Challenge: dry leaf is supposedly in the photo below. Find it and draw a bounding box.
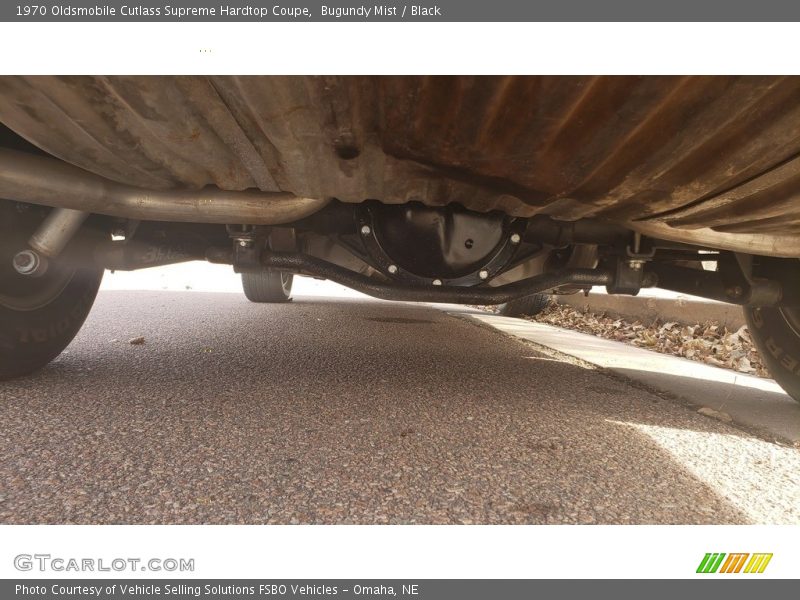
[501,300,771,379]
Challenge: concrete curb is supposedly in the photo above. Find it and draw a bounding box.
[459,311,800,444]
[555,292,746,331]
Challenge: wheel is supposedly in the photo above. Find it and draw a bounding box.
[744,305,800,403]
[498,293,550,317]
[241,270,293,303]
[0,203,103,380]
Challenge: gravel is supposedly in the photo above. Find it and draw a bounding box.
[0,291,798,524]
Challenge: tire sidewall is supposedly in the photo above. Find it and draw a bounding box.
[744,305,800,402]
[0,266,103,379]
[498,293,550,318]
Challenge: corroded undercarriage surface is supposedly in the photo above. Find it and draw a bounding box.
[1,75,800,251]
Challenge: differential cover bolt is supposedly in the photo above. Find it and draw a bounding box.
[387,264,398,274]
[360,225,371,235]
[510,233,521,244]
[432,279,443,286]
[479,269,490,280]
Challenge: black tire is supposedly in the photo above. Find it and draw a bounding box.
[744,305,800,403]
[0,204,103,380]
[498,293,550,317]
[242,270,293,303]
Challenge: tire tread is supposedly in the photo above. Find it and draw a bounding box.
[241,270,292,303]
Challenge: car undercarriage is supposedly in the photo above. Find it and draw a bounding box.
[2,75,800,401]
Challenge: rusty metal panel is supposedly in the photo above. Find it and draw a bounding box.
[1,75,800,237]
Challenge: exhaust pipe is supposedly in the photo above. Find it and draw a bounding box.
[0,148,328,224]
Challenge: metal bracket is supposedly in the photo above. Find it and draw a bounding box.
[111,219,141,242]
[624,231,656,272]
[227,225,262,273]
[715,252,782,306]
[606,257,645,296]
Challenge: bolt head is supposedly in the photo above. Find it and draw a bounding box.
[360,225,371,236]
[387,264,398,274]
[238,239,252,248]
[13,250,41,275]
[510,233,521,245]
[727,285,744,298]
[13,253,33,269]
[627,259,644,271]
[479,269,490,280]
[432,279,443,286]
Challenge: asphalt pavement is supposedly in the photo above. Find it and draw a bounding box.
[1,290,798,524]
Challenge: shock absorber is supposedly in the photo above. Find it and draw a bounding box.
[12,207,90,277]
